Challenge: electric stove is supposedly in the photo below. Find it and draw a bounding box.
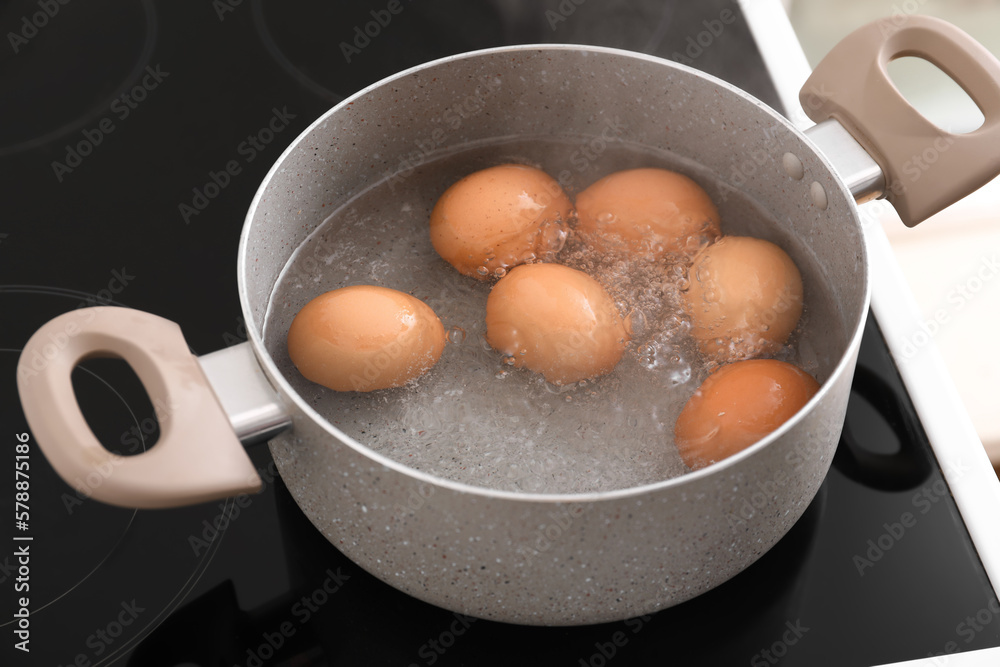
[3,1,1000,665]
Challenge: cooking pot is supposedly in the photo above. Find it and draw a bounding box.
[17,15,1000,625]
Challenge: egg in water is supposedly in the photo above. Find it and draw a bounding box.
[683,236,803,363]
[287,285,446,392]
[575,167,721,258]
[429,163,573,280]
[673,359,820,470]
[485,263,630,385]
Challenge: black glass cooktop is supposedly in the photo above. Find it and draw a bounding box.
[2,1,999,665]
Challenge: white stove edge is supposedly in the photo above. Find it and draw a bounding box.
[741,1,1000,665]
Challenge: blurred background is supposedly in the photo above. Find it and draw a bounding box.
[789,0,1000,470]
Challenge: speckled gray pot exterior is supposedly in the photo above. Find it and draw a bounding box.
[238,46,869,625]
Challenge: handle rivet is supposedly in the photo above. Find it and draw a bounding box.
[782,152,804,180]
[810,181,829,210]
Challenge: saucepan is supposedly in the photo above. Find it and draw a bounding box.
[17,15,1000,625]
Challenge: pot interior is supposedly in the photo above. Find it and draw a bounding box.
[240,45,867,495]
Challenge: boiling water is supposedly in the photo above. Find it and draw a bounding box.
[262,137,844,494]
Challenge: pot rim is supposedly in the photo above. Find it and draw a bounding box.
[237,42,872,504]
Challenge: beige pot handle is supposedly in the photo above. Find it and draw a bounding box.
[800,14,1000,227]
[16,307,263,509]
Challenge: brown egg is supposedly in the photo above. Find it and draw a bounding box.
[683,236,803,363]
[674,359,820,470]
[485,263,629,385]
[429,164,573,280]
[287,285,445,392]
[575,168,721,258]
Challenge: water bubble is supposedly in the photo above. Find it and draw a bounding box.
[596,211,616,224]
[669,365,692,386]
[547,226,569,253]
[494,267,507,278]
[627,309,647,336]
[637,343,657,367]
[447,326,467,344]
[476,266,489,276]
[564,395,573,403]
[502,355,516,366]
